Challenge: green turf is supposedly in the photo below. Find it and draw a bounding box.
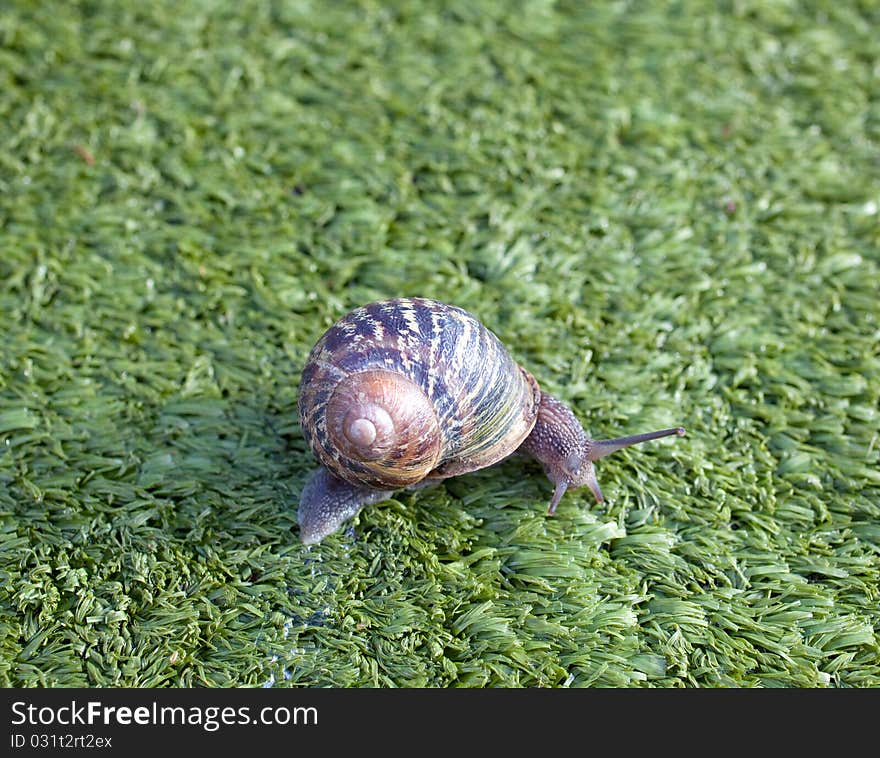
[1,0,878,688]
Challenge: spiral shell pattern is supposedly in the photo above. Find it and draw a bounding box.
[298,298,541,490]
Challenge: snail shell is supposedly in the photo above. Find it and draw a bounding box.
[298,297,541,490]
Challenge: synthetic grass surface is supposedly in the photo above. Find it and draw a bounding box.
[1,0,878,687]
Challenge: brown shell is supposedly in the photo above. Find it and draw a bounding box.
[298,298,542,490]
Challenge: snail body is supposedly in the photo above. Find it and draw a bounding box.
[297,297,684,544]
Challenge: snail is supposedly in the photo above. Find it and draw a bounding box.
[297,297,685,544]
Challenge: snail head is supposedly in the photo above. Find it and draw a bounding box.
[522,394,685,513]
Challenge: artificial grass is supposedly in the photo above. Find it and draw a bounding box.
[0,0,878,687]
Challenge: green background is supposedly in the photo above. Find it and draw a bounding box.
[1,0,878,686]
